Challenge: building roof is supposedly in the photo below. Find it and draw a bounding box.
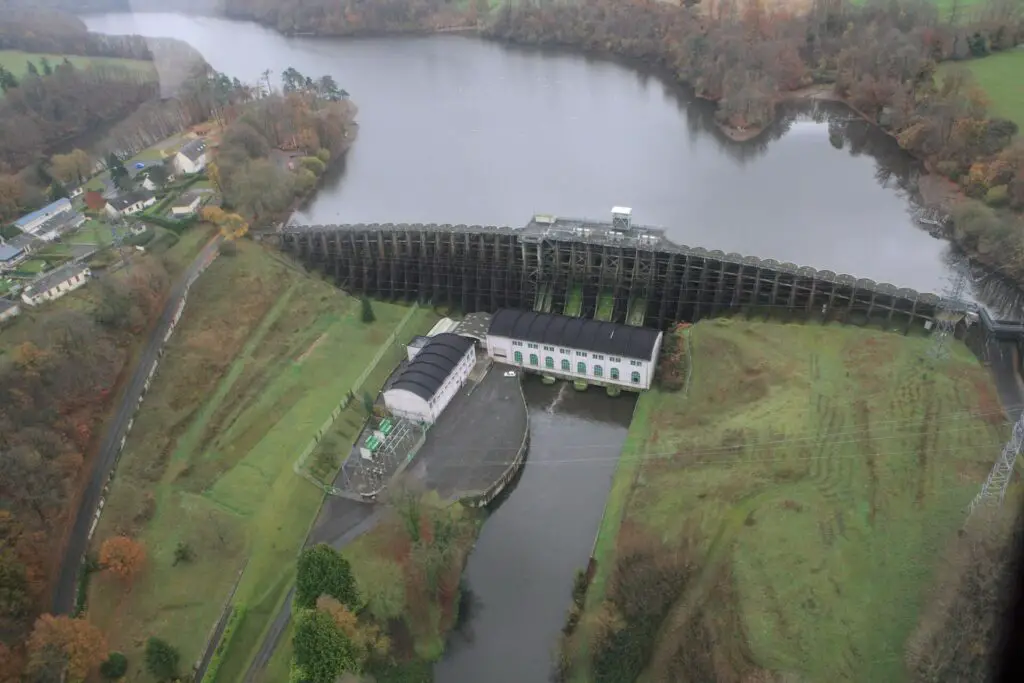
[6,233,36,251]
[84,190,107,210]
[407,335,430,349]
[172,190,204,208]
[488,309,661,361]
[14,198,71,228]
[108,190,155,211]
[24,262,89,296]
[389,333,475,401]
[177,138,207,162]
[0,244,23,262]
[0,298,18,313]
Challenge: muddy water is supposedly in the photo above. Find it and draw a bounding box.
[434,378,635,683]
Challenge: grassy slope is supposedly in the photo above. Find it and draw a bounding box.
[0,49,156,79]
[578,318,1008,682]
[86,241,437,681]
[947,49,1024,130]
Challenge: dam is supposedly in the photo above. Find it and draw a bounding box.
[278,207,944,333]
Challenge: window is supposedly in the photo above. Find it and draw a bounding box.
[545,356,554,369]
[559,348,568,354]
[543,345,554,351]
[529,353,539,366]
[611,367,619,380]
[576,350,587,357]
[561,359,570,371]
[512,340,523,347]
[514,351,523,364]
[610,356,621,363]
[593,354,604,360]
[594,365,603,377]
[631,371,641,384]
[577,361,586,374]
[528,343,539,349]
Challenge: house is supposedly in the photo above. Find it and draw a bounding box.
[486,309,664,390]
[170,190,204,217]
[174,138,208,175]
[383,333,477,425]
[34,211,87,242]
[84,190,107,212]
[13,198,72,235]
[21,262,91,306]
[0,233,37,271]
[105,191,156,217]
[0,298,20,323]
[142,176,157,191]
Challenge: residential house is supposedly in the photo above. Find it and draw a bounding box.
[34,211,87,242]
[13,198,72,235]
[174,138,208,175]
[21,262,91,306]
[0,298,20,323]
[0,233,37,271]
[485,309,664,391]
[105,191,156,218]
[170,191,204,217]
[142,176,157,191]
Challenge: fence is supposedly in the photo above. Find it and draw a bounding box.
[293,303,421,492]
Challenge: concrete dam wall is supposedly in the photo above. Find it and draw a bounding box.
[278,216,942,331]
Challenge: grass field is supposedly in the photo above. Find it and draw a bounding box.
[571,318,1011,683]
[86,241,439,681]
[947,49,1024,130]
[0,49,156,80]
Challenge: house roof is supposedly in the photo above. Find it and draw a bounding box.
[0,298,18,313]
[177,138,207,162]
[84,191,107,210]
[14,198,71,228]
[23,262,89,296]
[6,233,37,251]
[389,333,475,402]
[487,309,662,361]
[108,190,155,211]
[0,244,23,261]
[172,190,204,208]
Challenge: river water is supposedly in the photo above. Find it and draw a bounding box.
[79,11,1017,681]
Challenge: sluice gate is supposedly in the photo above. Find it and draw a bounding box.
[278,212,942,332]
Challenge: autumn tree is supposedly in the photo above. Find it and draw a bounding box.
[295,544,358,609]
[26,614,107,682]
[143,637,179,682]
[50,149,92,185]
[317,595,391,667]
[292,609,358,683]
[0,173,26,223]
[99,535,147,582]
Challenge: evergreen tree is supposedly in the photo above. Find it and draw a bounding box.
[39,57,52,76]
[49,181,68,202]
[293,610,357,683]
[360,297,375,323]
[295,544,358,609]
[143,637,179,681]
[25,61,38,76]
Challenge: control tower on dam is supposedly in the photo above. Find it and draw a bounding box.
[279,207,942,332]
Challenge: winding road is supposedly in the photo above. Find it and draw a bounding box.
[52,234,223,615]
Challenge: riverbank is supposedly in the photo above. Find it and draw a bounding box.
[563,317,1013,683]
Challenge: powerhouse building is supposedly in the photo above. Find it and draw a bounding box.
[383,333,476,424]
[486,309,663,390]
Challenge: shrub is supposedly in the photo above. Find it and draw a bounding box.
[316,148,331,163]
[935,160,961,181]
[300,156,327,176]
[144,637,180,681]
[984,184,1010,208]
[100,652,128,680]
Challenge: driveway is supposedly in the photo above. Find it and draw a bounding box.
[52,234,223,614]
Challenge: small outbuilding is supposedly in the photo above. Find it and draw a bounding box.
[383,333,476,425]
[170,190,204,217]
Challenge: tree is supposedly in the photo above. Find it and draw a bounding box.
[99,536,147,582]
[295,544,358,609]
[106,153,128,187]
[360,297,375,323]
[317,595,391,665]
[49,180,68,202]
[51,149,92,185]
[26,614,108,682]
[100,652,128,679]
[292,609,358,683]
[26,60,38,76]
[0,66,17,92]
[362,390,375,416]
[172,541,195,566]
[144,637,179,681]
[0,173,25,222]
[40,57,52,76]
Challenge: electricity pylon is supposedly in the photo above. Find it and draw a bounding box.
[928,269,969,360]
[969,410,1024,515]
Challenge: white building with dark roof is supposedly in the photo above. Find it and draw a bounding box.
[174,138,208,175]
[106,191,156,217]
[486,309,664,390]
[21,262,91,306]
[383,333,477,424]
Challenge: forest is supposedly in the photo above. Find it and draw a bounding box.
[0,7,155,60]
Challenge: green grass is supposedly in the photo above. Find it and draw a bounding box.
[16,259,47,274]
[572,318,1010,683]
[0,50,156,80]
[87,241,439,681]
[946,49,1024,130]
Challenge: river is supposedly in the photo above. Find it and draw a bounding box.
[78,11,1017,681]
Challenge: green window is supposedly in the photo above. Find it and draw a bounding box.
[577,361,586,374]
[545,356,554,369]
[611,367,619,380]
[631,371,641,384]
[561,359,570,371]
[514,351,523,364]
[529,353,538,366]
[594,365,603,377]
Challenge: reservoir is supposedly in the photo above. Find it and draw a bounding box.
[81,11,1019,681]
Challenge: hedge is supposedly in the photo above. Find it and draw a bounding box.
[200,604,246,683]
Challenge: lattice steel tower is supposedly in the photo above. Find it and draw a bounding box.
[969,410,1024,514]
[928,268,969,360]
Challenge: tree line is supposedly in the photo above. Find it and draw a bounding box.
[0,6,155,61]
[221,0,486,34]
[0,259,170,683]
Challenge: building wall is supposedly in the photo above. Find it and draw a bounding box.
[0,304,19,322]
[175,152,206,175]
[171,198,201,216]
[383,344,477,424]
[487,333,661,390]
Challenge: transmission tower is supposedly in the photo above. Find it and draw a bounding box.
[969,410,1024,515]
[928,267,970,360]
